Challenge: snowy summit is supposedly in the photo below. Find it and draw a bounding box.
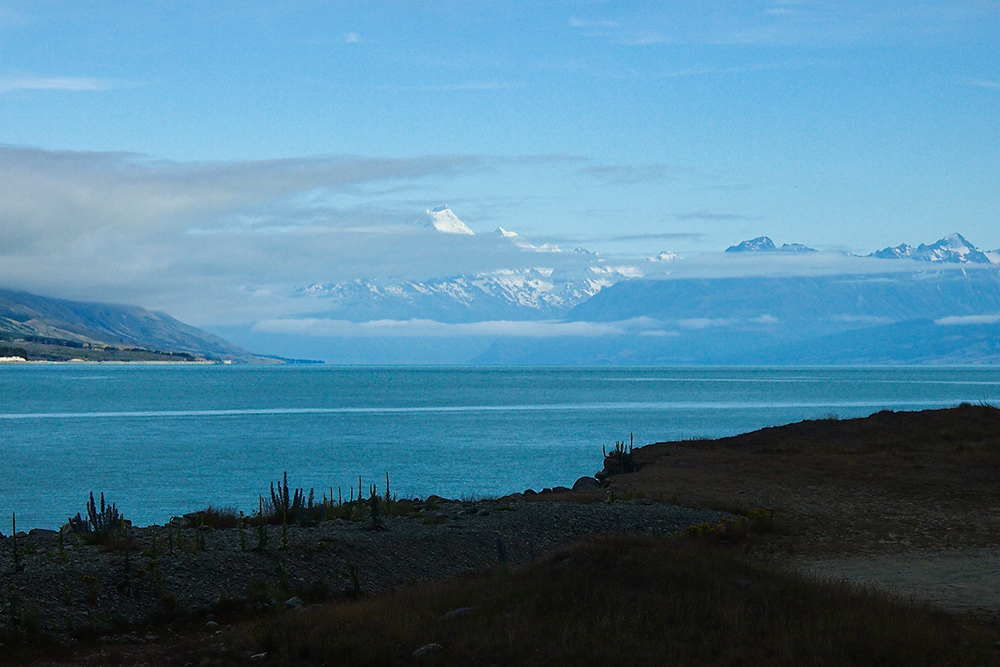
[870,233,994,264]
[420,206,475,235]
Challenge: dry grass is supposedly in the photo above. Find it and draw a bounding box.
[610,404,1000,554]
[219,536,998,667]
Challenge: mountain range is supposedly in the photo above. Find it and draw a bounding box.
[4,219,1000,365]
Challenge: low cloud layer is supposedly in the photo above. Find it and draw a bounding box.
[253,318,626,338]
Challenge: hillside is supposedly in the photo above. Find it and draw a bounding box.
[0,289,254,362]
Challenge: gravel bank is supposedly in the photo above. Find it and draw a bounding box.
[1,497,725,645]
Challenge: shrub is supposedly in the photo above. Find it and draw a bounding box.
[76,492,125,545]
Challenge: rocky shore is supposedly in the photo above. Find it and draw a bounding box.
[1,495,724,647]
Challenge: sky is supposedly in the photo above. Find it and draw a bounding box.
[1,1,999,330]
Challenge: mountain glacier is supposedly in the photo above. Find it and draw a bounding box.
[418,206,475,235]
[293,267,635,322]
[870,233,997,264]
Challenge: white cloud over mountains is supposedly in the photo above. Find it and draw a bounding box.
[0,146,633,326]
[0,146,496,321]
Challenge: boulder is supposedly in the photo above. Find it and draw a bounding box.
[29,528,57,537]
[572,476,602,492]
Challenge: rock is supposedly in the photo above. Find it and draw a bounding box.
[205,621,219,629]
[523,489,537,496]
[572,476,602,492]
[29,528,57,537]
[552,486,570,493]
[438,606,473,622]
[412,643,443,661]
[250,652,268,660]
[285,596,303,609]
[735,580,751,590]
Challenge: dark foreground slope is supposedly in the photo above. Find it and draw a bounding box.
[0,289,253,361]
[3,406,999,666]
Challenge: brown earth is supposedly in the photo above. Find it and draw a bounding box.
[603,402,1000,618]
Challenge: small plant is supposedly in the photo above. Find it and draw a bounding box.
[683,517,750,544]
[365,484,386,531]
[194,519,207,552]
[82,574,99,605]
[602,433,637,476]
[748,507,776,533]
[166,522,175,555]
[83,492,125,545]
[270,471,306,522]
[255,496,269,551]
[143,526,159,559]
[11,513,23,573]
[239,511,247,552]
[115,547,134,596]
[57,528,67,561]
[346,563,362,598]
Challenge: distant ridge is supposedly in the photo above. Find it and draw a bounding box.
[870,233,996,264]
[725,236,817,253]
[0,289,255,362]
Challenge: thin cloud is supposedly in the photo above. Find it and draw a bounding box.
[253,318,625,338]
[965,78,1000,90]
[0,76,117,93]
[675,211,751,221]
[935,314,1000,326]
[344,32,361,43]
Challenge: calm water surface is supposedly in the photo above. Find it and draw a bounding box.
[2,365,997,529]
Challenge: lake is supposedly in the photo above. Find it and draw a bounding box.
[2,364,997,530]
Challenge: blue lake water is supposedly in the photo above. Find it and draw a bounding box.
[2,365,998,530]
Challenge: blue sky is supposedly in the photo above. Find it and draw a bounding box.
[1,1,998,326]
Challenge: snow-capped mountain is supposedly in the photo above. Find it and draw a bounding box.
[419,206,475,235]
[647,251,680,262]
[870,233,996,264]
[725,236,817,253]
[494,227,518,238]
[294,267,635,323]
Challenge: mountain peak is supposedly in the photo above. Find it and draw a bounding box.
[726,237,816,253]
[726,236,776,253]
[871,233,993,264]
[647,251,680,262]
[494,227,519,238]
[419,206,475,235]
